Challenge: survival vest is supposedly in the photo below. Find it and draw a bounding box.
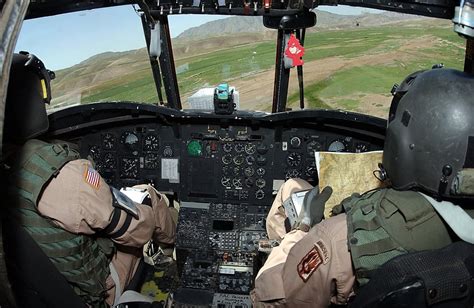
[340,188,454,287]
[6,139,115,307]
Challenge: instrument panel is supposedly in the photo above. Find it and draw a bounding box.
[79,122,382,204]
[50,104,385,307]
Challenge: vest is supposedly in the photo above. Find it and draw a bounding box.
[7,139,115,307]
[341,188,453,286]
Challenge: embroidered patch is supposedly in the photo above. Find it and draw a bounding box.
[84,166,101,189]
[315,240,330,264]
[297,246,322,282]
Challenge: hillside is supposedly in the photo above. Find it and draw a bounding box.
[50,12,461,116]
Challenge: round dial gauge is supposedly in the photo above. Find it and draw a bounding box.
[234,143,244,153]
[244,166,255,177]
[307,140,322,155]
[121,158,139,178]
[103,133,116,150]
[144,153,159,169]
[287,152,302,167]
[121,131,139,149]
[143,135,159,151]
[223,143,233,153]
[290,136,302,148]
[103,153,116,169]
[233,155,245,165]
[305,165,317,178]
[233,166,242,176]
[187,140,203,157]
[245,178,254,187]
[328,140,347,152]
[245,144,256,155]
[255,190,265,200]
[246,155,255,165]
[256,155,267,166]
[221,177,231,188]
[355,143,369,153]
[163,146,173,157]
[222,165,232,176]
[256,167,266,176]
[233,178,243,189]
[89,145,101,162]
[256,178,266,188]
[222,154,232,165]
[285,169,301,180]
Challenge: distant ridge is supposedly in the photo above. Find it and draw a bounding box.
[176,10,428,40]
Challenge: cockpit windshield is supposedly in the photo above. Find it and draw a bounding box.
[15,4,465,117]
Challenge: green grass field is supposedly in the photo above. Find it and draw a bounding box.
[52,19,466,117]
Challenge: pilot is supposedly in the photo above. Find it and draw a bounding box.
[2,52,176,306]
[252,67,474,307]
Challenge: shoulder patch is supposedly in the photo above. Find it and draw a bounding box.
[297,246,322,282]
[315,240,330,264]
[84,165,101,189]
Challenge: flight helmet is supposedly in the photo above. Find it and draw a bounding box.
[382,68,474,199]
[4,52,55,144]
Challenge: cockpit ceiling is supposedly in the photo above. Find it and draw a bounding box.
[25,0,457,20]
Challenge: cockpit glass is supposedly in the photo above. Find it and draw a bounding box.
[15,5,465,117]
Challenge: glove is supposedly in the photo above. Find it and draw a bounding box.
[295,186,333,232]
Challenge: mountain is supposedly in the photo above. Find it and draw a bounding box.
[175,10,429,40]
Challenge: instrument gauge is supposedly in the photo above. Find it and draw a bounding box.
[103,153,116,169]
[355,143,369,153]
[233,178,243,189]
[307,140,322,155]
[287,152,302,167]
[328,140,347,152]
[285,169,301,180]
[233,166,242,176]
[121,158,139,178]
[255,190,265,200]
[187,140,203,157]
[121,131,139,149]
[305,164,317,178]
[223,143,233,153]
[102,133,116,150]
[256,178,266,188]
[256,167,266,176]
[163,146,173,157]
[290,136,302,148]
[222,165,232,176]
[222,154,233,165]
[233,155,245,165]
[245,178,254,188]
[234,143,244,153]
[246,155,255,165]
[245,144,256,155]
[143,135,159,151]
[89,145,101,162]
[221,177,231,188]
[144,153,159,169]
[244,166,255,177]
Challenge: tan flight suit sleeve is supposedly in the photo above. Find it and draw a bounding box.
[267,178,313,241]
[252,214,355,307]
[38,159,175,247]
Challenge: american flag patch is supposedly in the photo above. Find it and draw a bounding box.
[84,166,101,189]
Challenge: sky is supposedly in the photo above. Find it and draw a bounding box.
[15,5,382,70]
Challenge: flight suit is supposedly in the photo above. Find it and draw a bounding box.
[252,179,454,307]
[252,179,355,307]
[36,159,176,305]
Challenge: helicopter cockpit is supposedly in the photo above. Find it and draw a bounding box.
[0,0,473,306]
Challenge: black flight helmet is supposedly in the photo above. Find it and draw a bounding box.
[3,52,55,145]
[382,68,474,199]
